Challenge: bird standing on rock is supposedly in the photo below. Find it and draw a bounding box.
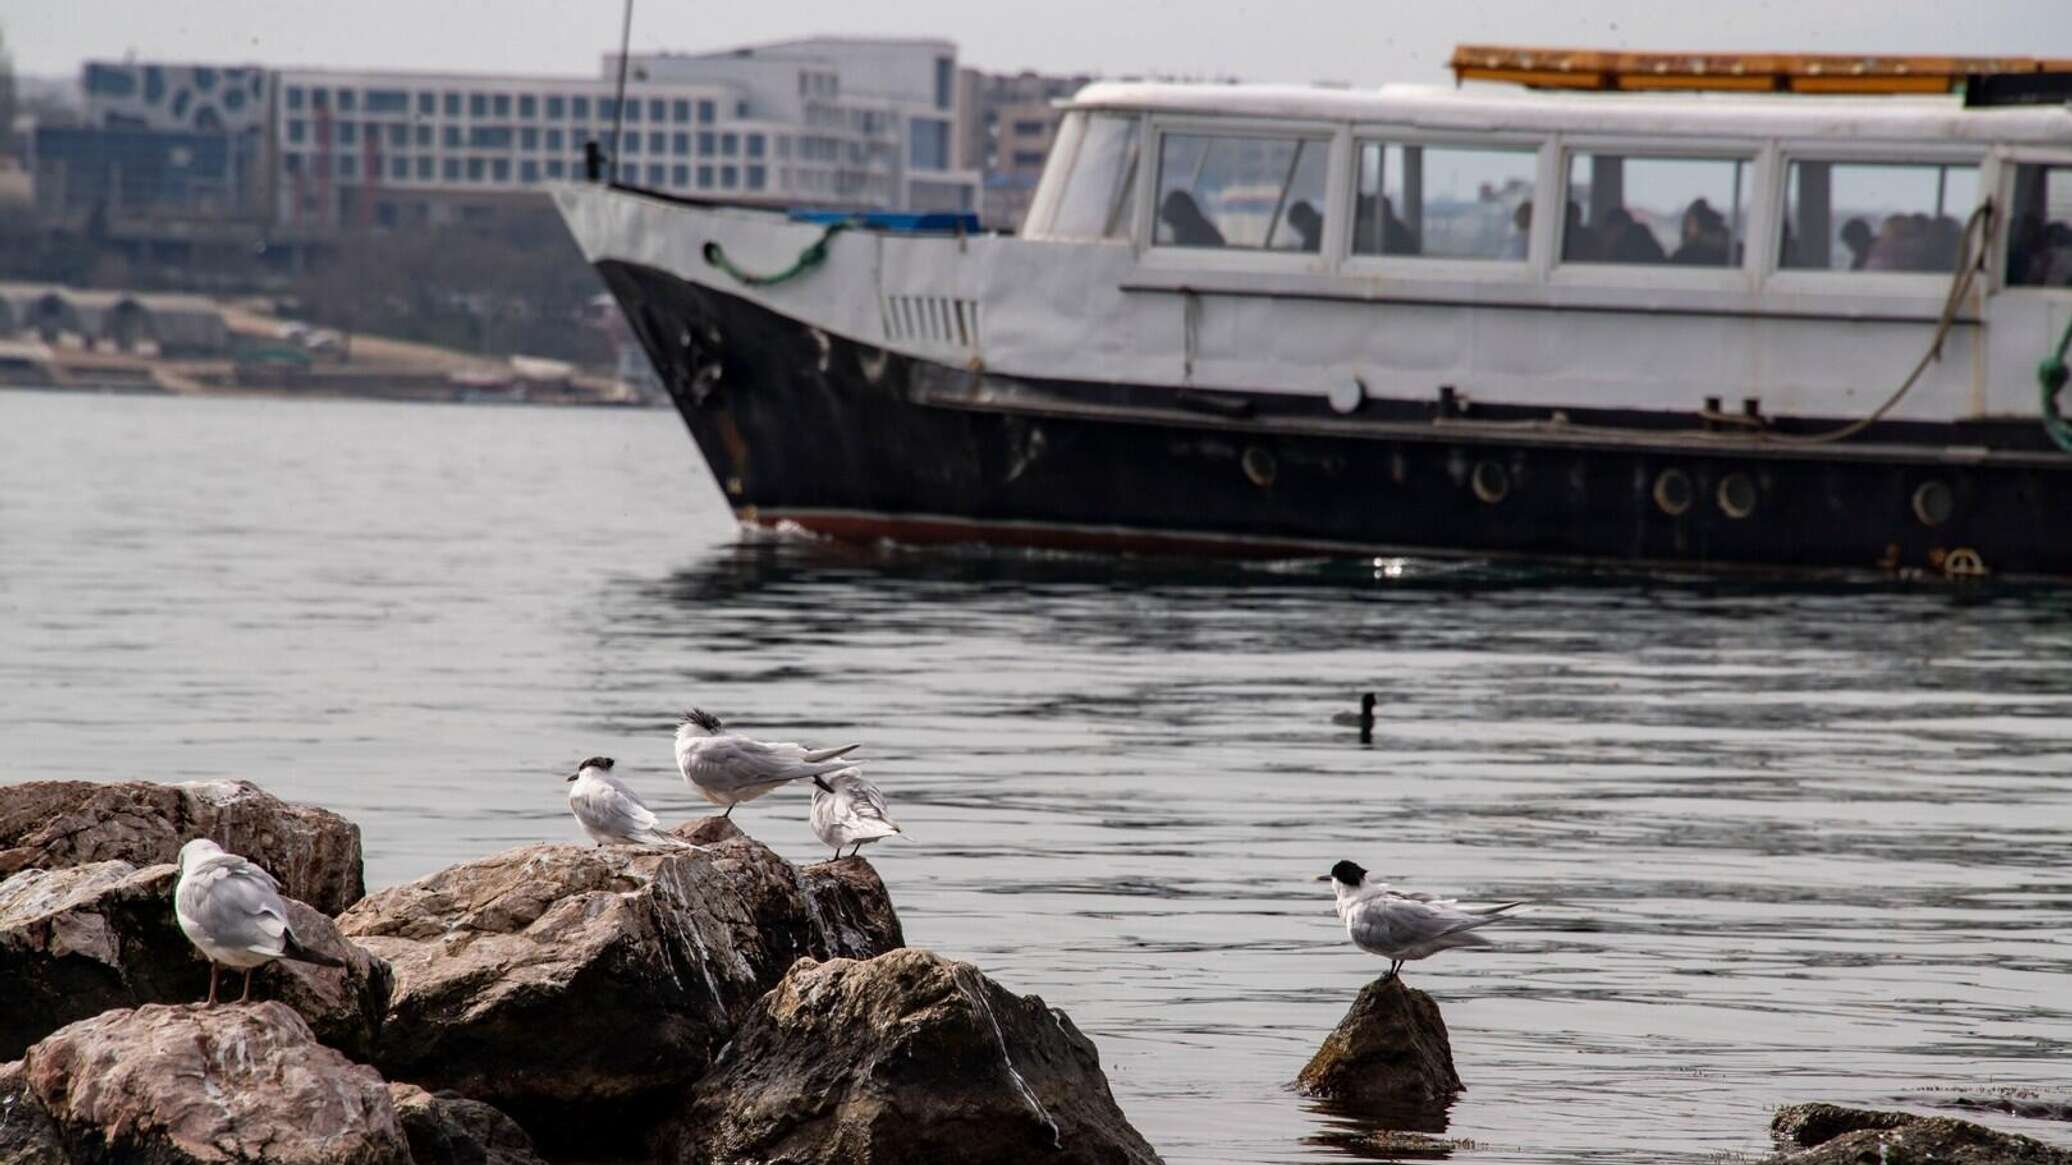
[566,756,691,848]
[809,768,902,859]
[1318,860,1522,983]
[174,839,344,1005]
[675,707,860,819]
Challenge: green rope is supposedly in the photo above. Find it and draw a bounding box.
[2041,314,2072,454]
[702,221,852,288]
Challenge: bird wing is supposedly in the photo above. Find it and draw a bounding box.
[837,777,900,837]
[686,736,855,791]
[573,776,660,836]
[189,857,292,957]
[1347,895,1485,954]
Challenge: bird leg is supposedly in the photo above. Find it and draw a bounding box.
[205,963,220,1006]
[239,968,255,1003]
[721,805,735,819]
[848,843,861,859]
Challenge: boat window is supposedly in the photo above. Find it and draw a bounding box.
[1050,114,1140,240]
[2005,163,2072,287]
[1779,160,1979,274]
[1562,152,1749,267]
[1155,132,1329,251]
[1352,142,1536,260]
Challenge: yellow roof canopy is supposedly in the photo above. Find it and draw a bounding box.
[1449,45,2072,95]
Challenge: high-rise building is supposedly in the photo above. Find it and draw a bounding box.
[623,37,979,213]
[954,69,1092,230]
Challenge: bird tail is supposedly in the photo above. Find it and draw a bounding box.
[282,930,346,969]
[1468,901,1528,917]
[801,743,860,764]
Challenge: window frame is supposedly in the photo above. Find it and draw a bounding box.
[1339,127,1549,285]
[1995,147,2072,294]
[1135,116,1348,273]
[1760,140,1986,299]
[1546,136,1767,293]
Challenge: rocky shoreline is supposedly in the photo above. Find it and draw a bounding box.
[1,779,2062,1164]
[0,781,1158,1164]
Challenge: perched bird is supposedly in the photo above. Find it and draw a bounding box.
[174,839,344,1005]
[1318,860,1522,982]
[1330,692,1378,743]
[809,768,902,859]
[674,707,860,819]
[566,755,689,848]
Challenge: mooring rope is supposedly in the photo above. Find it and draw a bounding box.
[702,221,854,288]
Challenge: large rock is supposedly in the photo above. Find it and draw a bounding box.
[388,1084,547,1165]
[0,780,365,914]
[1769,1104,2072,1164]
[0,861,392,1061]
[16,1002,410,1165]
[1295,976,1462,1108]
[0,1060,67,1165]
[661,948,1162,1165]
[339,823,903,1155]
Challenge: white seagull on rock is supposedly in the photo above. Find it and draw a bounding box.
[1318,859,1523,982]
[175,839,344,1005]
[674,707,860,819]
[566,755,690,848]
[809,768,902,859]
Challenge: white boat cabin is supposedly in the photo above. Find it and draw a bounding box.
[1009,81,2072,423]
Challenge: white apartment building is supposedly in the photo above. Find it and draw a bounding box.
[268,36,980,231]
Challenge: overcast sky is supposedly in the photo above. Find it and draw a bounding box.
[8,1,2065,85]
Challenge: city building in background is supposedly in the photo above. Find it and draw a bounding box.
[956,69,1091,230]
[625,37,980,213]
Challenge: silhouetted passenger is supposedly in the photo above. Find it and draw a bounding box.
[1160,190,1225,248]
[1502,200,1532,259]
[1286,200,1323,252]
[1840,217,1875,271]
[1603,207,1665,263]
[1669,198,1731,266]
[1560,200,1600,262]
[1866,214,1931,271]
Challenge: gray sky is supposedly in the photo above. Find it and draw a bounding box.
[8,1,2066,85]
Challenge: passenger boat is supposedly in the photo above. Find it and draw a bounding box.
[554,47,2072,577]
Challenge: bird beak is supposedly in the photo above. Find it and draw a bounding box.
[1313,874,1332,882]
[565,772,579,782]
[812,775,834,793]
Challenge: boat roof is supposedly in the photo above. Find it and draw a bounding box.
[1065,81,2072,146]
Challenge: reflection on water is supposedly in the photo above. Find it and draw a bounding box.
[4,391,2071,1164]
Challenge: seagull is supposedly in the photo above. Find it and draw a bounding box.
[809,768,902,859]
[174,839,344,1005]
[1330,692,1378,742]
[1318,860,1523,982]
[566,755,691,848]
[674,707,860,819]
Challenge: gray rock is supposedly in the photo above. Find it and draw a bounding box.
[661,948,1162,1165]
[0,780,365,915]
[1898,1092,2072,1123]
[0,861,392,1061]
[19,1002,410,1165]
[1769,1103,2072,1164]
[802,855,905,958]
[1295,976,1463,1109]
[389,1083,547,1165]
[339,822,904,1156]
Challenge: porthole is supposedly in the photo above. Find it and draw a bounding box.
[1717,472,1758,519]
[1912,480,1955,527]
[1653,468,1694,516]
[1471,460,1509,504]
[1242,446,1277,488]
